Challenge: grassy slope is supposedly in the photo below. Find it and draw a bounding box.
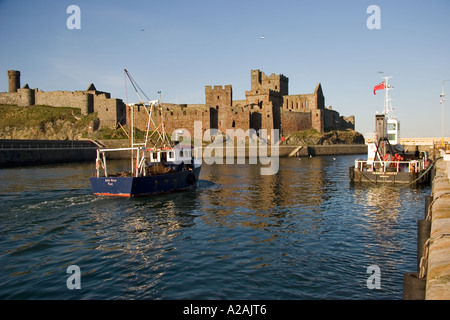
[0,105,129,140]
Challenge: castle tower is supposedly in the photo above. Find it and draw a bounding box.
[8,70,20,93]
[249,69,288,95]
[205,85,232,132]
[246,70,287,133]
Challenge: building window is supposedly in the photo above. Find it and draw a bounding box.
[232,120,236,128]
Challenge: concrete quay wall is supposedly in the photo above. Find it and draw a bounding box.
[0,139,99,167]
[0,139,366,165]
[426,156,450,299]
[97,140,367,159]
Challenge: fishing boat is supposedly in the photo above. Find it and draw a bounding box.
[349,75,431,185]
[90,70,202,197]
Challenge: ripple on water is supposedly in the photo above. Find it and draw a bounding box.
[0,157,429,299]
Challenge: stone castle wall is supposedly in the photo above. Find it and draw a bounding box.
[0,69,355,139]
[129,103,212,139]
[34,90,91,114]
[0,71,126,129]
[281,110,312,133]
[98,69,355,139]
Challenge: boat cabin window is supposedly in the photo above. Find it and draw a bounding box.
[184,149,191,158]
[387,122,396,131]
[160,152,167,163]
[388,133,397,142]
[150,152,159,162]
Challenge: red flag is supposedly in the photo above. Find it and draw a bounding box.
[373,81,385,95]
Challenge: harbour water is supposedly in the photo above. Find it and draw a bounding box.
[0,155,429,299]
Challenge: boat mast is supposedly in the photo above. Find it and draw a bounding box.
[383,75,394,120]
[130,102,134,175]
[124,69,135,176]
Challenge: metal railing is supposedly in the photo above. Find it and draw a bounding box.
[355,159,425,173]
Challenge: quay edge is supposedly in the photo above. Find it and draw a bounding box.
[404,154,450,300]
[98,140,368,159]
[424,156,450,299]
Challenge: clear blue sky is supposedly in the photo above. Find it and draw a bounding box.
[1,0,449,137]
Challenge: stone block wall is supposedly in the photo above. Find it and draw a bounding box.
[129,103,212,139]
[283,94,316,110]
[34,90,91,114]
[323,108,355,131]
[312,109,324,133]
[281,110,312,133]
[0,92,20,106]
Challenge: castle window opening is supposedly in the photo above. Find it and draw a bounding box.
[232,120,236,128]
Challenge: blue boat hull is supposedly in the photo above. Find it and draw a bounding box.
[90,166,201,197]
